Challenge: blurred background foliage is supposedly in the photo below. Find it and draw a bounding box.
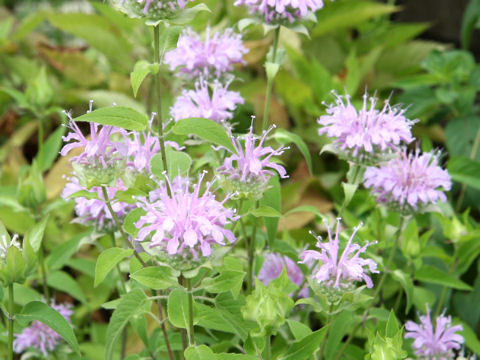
[1,0,480,358]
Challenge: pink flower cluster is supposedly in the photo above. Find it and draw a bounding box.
[318,92,415,164]
[165,27,248,78]
[405,308,464,359]
[135,173,237,257]
[299,219,378,289]
[234,0,324,23]
[14,302,73,356]
[363,150,451,212]
[170,81,244,124]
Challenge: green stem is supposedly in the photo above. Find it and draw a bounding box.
[38,118,44,155]
[318,305,334,360]
[186,278,195,346]
[153,290,175,360]
[153,25,168,174]
[335,216,407,360]
[264,333,271,360]
[8,284,14,360]
[109,234,127,295]
[38,242,50,301]
[456,126,480,212]
[434,285,449,318]
[239,217,253,294]
[101,186,148,267]
[262,26,281,132]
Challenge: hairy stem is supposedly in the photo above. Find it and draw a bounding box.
[187,278,195,346]
[8,284,14,360]
[262,26,281,132]
[153,25,168,173]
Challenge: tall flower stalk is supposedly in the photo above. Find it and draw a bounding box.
[8,283,14,360]
[262,26,280,131]
[153,25,168,173]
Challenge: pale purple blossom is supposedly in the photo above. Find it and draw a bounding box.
[135,173,237,257]
[234,0,324,23]
[165,27,248,78]
[62,178,133,229]
[299,219,378,289]
[14,302,73,356]
[124,114,184,173]
[405,308,464,360]
[363,150,451,211]
[258,253,308,297]
[60,103,126,168]
[170,81,244,124]
[216,123,288,182]
[318,92,416,164]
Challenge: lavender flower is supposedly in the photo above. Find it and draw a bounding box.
[234,0,323,23]
[363,150,451,213]
[124,115,184,173]
[165,27,248,78]
[258,253,308,297]
[14,302,73,356]
[62,178,133,229]
[299,219,378,289]
[135,172,237,258]
[318,92,416,165]
[405,308,464,360]
[170,81,244,124]
[60,103,126,169]
[215,123,288,199]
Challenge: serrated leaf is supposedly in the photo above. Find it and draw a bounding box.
[273,128,313,175]
[94,247,133,287]
[415,265,472,291]
[18,301,80,354]
[172,118,235,152]
[74,106,148,131]
[105,289,148,360]
[130,266,177,290]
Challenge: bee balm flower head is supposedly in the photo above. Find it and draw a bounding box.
[299,219,378,291]
[318,92,416,165]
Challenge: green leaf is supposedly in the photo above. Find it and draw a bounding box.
[259,176,281,247]
[324,311,354,359]
[312,1,398,37]
[265,62,280,80]
[273,128,313,175]
[448,156,480,190]
[130,60,154,97]
[19,301,80,354]
[25,215,49,253]
[36,125,65,172]
[123,208,145,238]
[74,106,148,131]
[391,269,414,314]
[46,232,88,270]
[166,148,192,178]
[172,118,235,152]
[249,205,282,218]
[415,265,472,291]
[201,269,245,298]
[168,288,196,329]
[47,270,88,303]
[94,247,133,287]
[278,327,329,360]
[287,319,312,341]
[185,345,215,360]
[13,284,42,306]
[196,303,242,336]
[130,266,177,290]
[458,319,480,355]
[105,289,148,360]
